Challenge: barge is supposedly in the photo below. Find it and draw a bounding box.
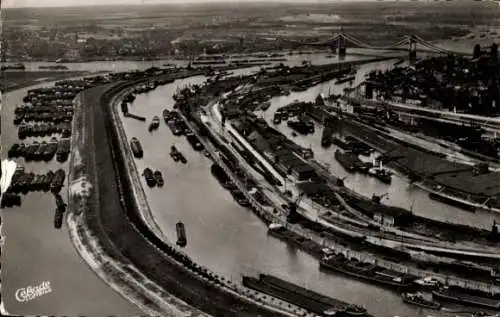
[210,164,235,189]
[186,132,204,151]
[176,221,187,247]
[143,168,156,187]
[319,253,416,289]
[56,138,70,163]
[50,169,66,194]
[130,137,144,158]
[242,274,370,317]
[428,192,477,212]
[154,170,164,187]
[334,150,359,173]
[401,292,440,310]
[54,206,64,229]
[148,116,160,132]
[432,287,500,311]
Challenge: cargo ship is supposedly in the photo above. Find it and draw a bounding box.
[176,221,187,247]
[143,168,156,187]
[428,192,477,212]
[130,137,144,158]
[242,274,370,317]
[148,116,160,132]
[154,170,164,187]
[401,292,440,310]
[432,287,500,311]
[319,253,416,289]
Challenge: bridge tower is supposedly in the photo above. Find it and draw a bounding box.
[338,34,346,57]
[408,35,417,61]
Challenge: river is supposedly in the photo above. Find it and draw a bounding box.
[1,83,142,316]
[2,49,492,317]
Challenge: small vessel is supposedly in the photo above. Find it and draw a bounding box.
[428,192,476,212]
[148,116,160,132]
[170,145,181,162]
[54,206,64,229]
[176,221,187,247]
[143,168,156,187]
[401,292,440,310]
[130,137,144,158]
[163,109,171,123]
[368,168,392,184]
[154,170,164,187]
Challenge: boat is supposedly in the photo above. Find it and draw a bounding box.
[210,164,234,189]
[320,254,415,289]
[130,137,144,158]
[50,169,66,194]
[242,274,370,317]
[154,170,164,187]
[260,101,271,111]
[176,222,187,247]
[179,153,187,164]
[428,192,477,212]
[432,287,500,311]
[39,65,69,70]
[401,292,441,310]
[54,206,64,229]
[143,168,156,187]
[186,132,204,151]
[148,116,160,132]
[334,150,358,173]
[367,168,392,184]
[163,109,171,123]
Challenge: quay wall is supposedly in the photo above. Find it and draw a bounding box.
[188,103,500,295]
[87,76,305,317]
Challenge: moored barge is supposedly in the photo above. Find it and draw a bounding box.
[143,168,156,187]
[242,274,371,317]
[176,221,187,247]
[432,287,500,311]
[319,253,416,289]
[401,292,441,310]
[130,137,144,158]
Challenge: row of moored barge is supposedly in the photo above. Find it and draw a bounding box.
[18,122,71,139]
[7,167,66,195]
[8,138,70,162]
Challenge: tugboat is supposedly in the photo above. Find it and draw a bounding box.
[401,292,440,310]
[154,170,164,187]
[143,168,156,187]
[368,167,392,184]
[148,116,160,132]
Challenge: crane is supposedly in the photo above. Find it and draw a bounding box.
[287,192,305,224]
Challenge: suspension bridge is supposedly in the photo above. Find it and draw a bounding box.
[306,31,474,60]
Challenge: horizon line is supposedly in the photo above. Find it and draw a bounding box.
[4,0,498,9]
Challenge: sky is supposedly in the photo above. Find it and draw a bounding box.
[3,0,336,8]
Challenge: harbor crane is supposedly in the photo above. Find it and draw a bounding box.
[287,192,305,224]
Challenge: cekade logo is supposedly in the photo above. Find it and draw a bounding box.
[15,281,52,302]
